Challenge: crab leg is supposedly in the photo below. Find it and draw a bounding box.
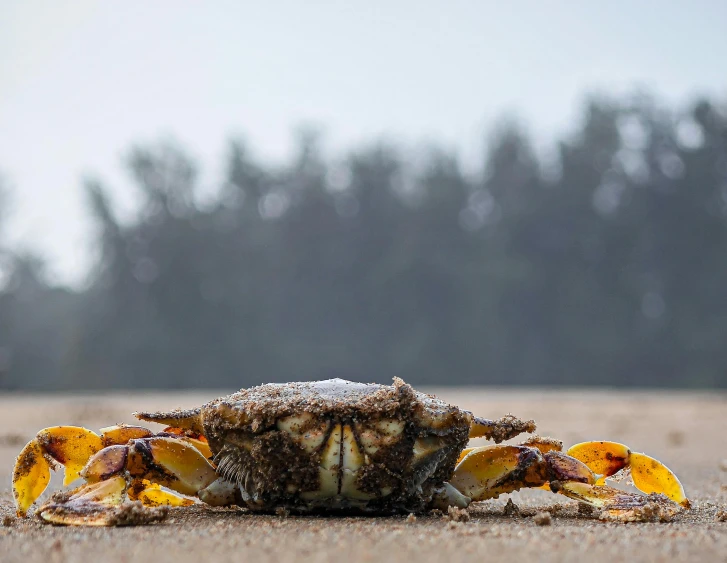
[449,445,595,501]
[12,424,220,522]
[447,443,687,521]
[469,415,536,443]
[37,436,220,525]
[134,407,204,434]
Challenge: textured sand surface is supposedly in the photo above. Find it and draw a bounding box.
[0,388,725,562]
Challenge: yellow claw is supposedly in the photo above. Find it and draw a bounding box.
[630,452,689,507]
[13,439,52,517]
[37,426,104,485]
[566,441,688,507]
[450,445,547,501]
[132,480,196,507]
[144,437,218,495]
[566,441,630,481]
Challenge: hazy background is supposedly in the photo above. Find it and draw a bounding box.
[1,1,726,389]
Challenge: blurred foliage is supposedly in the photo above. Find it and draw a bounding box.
[1,94,726,389]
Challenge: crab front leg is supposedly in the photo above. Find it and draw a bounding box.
[41,435,226,525]
[13,424,230,525]
[469,415,536,443]
[446,442,687,521]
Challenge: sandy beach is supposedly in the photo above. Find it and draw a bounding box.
[0,388,725,562]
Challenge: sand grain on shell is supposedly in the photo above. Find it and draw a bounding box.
[0,388,726,563]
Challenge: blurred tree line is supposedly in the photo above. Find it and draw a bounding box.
[1,93,726,390]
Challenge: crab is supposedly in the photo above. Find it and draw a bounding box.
[12,378,689,525]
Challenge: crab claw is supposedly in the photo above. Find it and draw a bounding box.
[38,475,128,525]
[449,444,596,502]
[13,439,52,517]
[445,441,686,522]
[128,436,218,495]
[449,445,549,500]
[28,433,213,526]
[13,426,103,516]
[129,479,197,507]
[566,441,689,507]
[553,481,683,522]
[37,476,169,526]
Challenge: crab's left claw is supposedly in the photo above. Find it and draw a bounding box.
[13,426,103,516]
[566,441,689,508]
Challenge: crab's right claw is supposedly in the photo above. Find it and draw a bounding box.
[566,441,689,508]
[13,426,103,516]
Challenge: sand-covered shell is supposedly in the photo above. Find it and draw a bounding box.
[197,378,472,512]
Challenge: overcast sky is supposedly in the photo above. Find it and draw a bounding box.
[1,0,726,287]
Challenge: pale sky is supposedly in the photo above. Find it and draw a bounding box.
[1,0,726,288]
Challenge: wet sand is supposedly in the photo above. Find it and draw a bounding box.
[0,388,725,562]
